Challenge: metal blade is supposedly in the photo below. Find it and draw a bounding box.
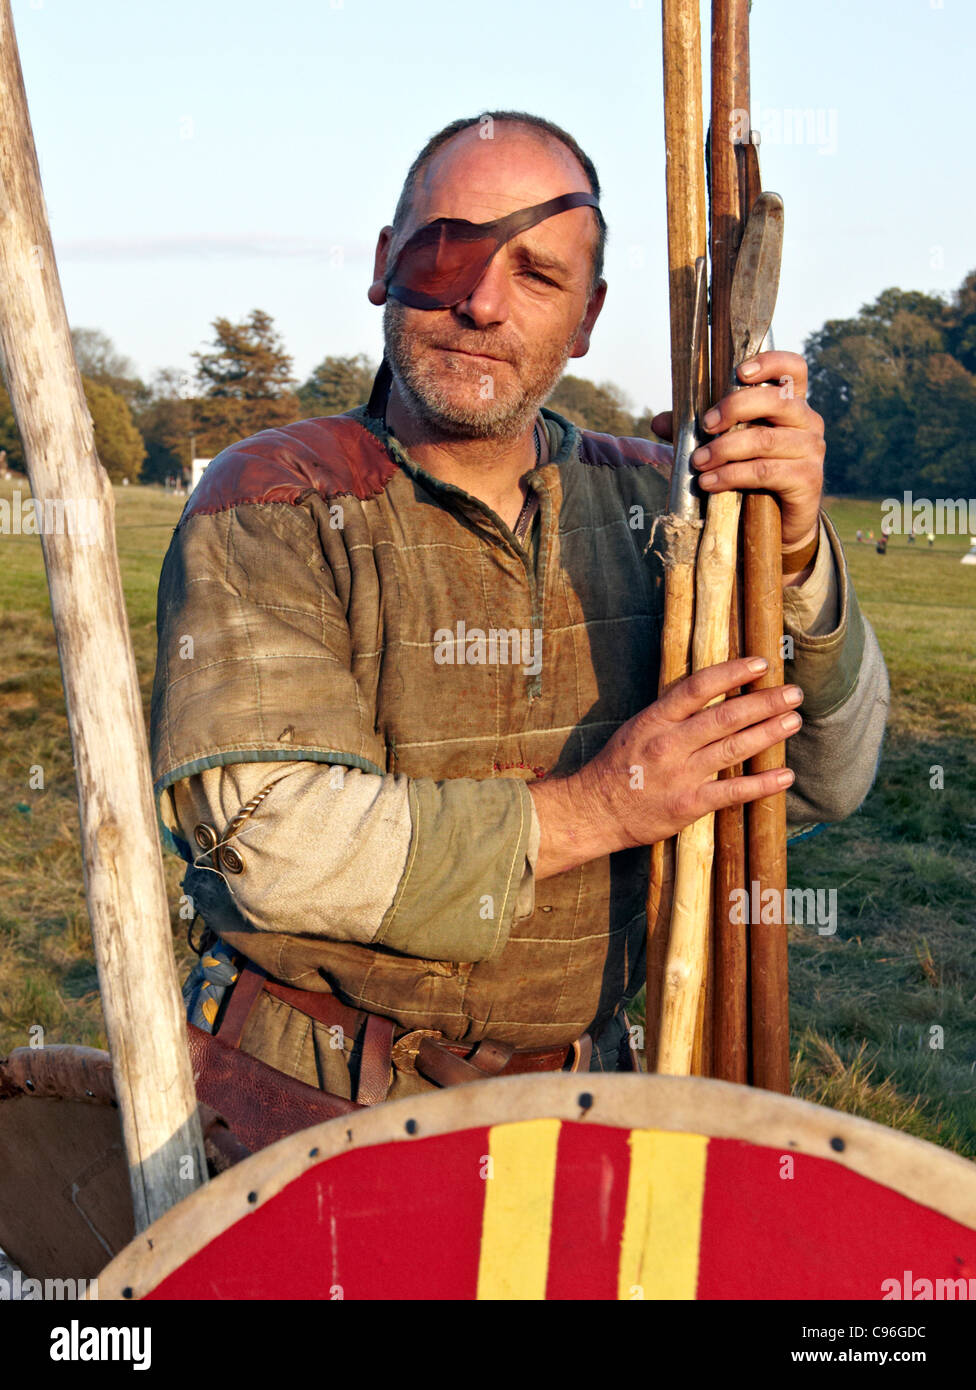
[668,255,708,521]
[729,190,784,369]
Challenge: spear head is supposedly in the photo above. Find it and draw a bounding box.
[729,190,785,371]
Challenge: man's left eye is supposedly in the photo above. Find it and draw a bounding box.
[522,270,556,286]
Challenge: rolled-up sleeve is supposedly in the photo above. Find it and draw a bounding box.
[172,759,541,964]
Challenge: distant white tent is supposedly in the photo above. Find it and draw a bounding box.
[191,457,212,493]
[962,538,976,565]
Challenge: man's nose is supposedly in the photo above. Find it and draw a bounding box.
[453,255,511,327]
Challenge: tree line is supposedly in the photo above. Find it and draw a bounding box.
[0,311,660,484]
[806,268,976,496]
[1,265,973,491]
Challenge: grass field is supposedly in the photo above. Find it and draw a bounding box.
[783,499,976,1154]
[0,480,974,1153]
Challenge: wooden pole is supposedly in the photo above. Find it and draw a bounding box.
[734,73,792,1105]
[745,499,791,1093]
[0,0,207,1229]
[661,0,709,428]
[708,0,751,1085]
[646,0,709,1067]
[658,487,740,1074]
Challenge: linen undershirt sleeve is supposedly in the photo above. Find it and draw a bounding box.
[171,761,542,965]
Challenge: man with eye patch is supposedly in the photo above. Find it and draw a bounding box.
[151,110,888,1110]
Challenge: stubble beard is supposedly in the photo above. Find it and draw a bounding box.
[383,299,584,441]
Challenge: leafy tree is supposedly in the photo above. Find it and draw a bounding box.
[72,326,134,379]
[191,310,300,457]
[913,354,976,494]
[297,353,377,417]
[71,327,144,408]
[945,270,976,374]
[805,271,976,496]
[0,375,144,481]
[189,395,300,459]
[858,288,947,339]
[547,375,639,435]
[194,309,297,400]
[631,410,663,441]
[133,368,194,484]
[0,384,25,472]
[82,376,146,483]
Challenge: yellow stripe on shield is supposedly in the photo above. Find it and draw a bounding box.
[618,1131,708,1300]
[476,1119,561,1300]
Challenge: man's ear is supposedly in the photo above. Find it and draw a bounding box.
[568,279,608,358]
[367,225,395,305]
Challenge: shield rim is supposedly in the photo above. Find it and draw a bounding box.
[93,1072,976,1301]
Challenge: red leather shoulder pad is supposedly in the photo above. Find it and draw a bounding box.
[183,414,397,520]
[578,428,672,482]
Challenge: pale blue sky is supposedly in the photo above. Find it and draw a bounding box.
[11,0,975,415]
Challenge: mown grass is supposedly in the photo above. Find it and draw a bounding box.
[785,498,976,1155]
[0,478,191,1049]
[1,481,974,1154]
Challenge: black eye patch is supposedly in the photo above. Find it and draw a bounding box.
[384,192,603,310]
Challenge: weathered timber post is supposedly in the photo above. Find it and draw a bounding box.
[0,0,206,1230]
[645,0,710,1070]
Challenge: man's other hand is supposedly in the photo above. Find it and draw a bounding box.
[651,349,825,556]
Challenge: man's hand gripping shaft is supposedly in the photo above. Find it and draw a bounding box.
[528,656,801,881]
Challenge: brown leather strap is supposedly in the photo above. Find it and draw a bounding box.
[416,1033,591,1088]
[468,1039,516,1075]
[187,1022,361,1156]
[573,1034,593,1073]
[235,968,394,1106]
[417,1036,515,1087]
[356,1013,395,1105]
[216,960,268,1047]
[262,977,361,1034]
[220,959,590,1102]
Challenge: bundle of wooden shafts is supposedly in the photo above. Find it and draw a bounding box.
[646,0,790,1093]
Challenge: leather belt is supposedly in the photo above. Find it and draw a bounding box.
[415,1033,592,1087]
[217,959,593,1104]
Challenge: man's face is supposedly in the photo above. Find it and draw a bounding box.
[374,126,606,440]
